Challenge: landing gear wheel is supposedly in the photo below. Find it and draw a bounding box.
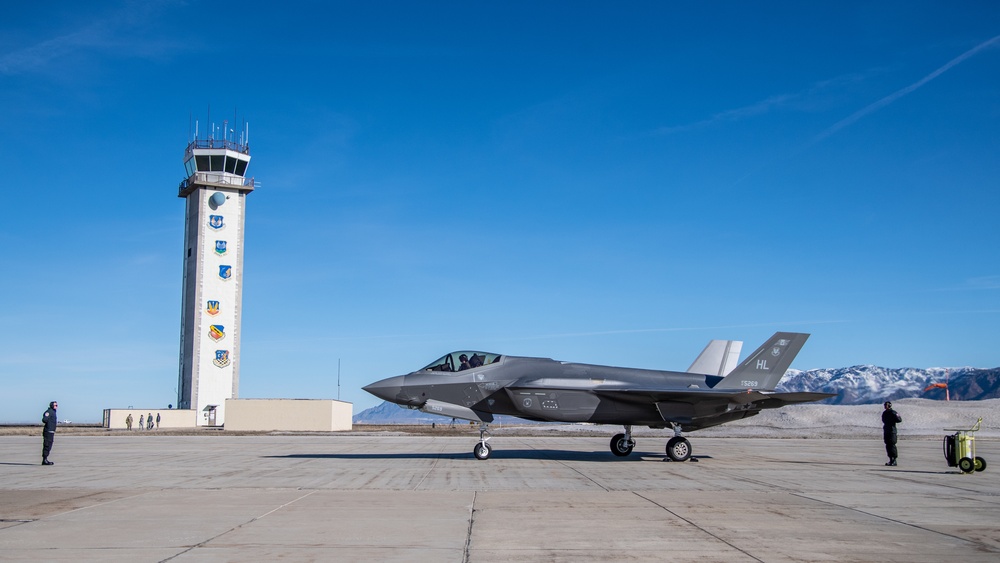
[610,433,635,457]
[958,457,975,473]
[974,457,987,472]
[473,442,493,460]
[666,436,692,462]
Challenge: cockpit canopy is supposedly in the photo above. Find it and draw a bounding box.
[422,351,502,372]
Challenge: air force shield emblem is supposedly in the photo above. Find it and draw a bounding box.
[214,240,227,256]
[206,300,220,316]
[219,265,232,281]
[209,325,225,342]
[213,350,231,368]
[209,215,225,230]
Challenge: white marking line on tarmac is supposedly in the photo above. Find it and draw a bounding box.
[55,490,158,517]
[158,490,317,563]
[633,491,766,563]
[791,492,1000,553]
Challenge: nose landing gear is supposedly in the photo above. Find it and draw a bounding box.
[473,423,493,460]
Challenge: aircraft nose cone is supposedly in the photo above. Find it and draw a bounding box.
[363,375,407,404]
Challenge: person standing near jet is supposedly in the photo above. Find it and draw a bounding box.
[882,401,902,466]
[41,401,57,465]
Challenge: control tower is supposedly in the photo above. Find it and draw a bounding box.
[176,122,253,426]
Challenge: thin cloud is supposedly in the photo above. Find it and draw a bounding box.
[931,275,1000,292]
[653,73,867,136]
[655,94,796,135]
[0,2,181,75]
[486,320,848,343]
[813,34,1000,143]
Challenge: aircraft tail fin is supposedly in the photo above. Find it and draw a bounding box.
[687,340,743,376]
[712,332,809,391]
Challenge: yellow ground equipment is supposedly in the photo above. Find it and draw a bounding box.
[943,417,987,473]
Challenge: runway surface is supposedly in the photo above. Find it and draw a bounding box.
[1,432,998,562]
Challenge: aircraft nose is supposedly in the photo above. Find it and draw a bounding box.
[363,375,407,404]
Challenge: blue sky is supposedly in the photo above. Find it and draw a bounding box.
[2,1,998,423]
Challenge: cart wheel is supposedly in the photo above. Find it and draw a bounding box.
[974,457,986,472]
[958,457,975,473]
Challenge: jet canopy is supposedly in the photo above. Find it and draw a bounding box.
[422,351,502,372]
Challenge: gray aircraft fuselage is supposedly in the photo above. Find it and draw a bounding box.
[364,333,833,434]
[369,355,745,428]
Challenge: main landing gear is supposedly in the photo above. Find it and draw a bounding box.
[473,423,493,460]
[611,425,636,456]
[606,424,693,461]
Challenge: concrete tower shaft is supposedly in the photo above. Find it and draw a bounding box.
[177,129,254,426]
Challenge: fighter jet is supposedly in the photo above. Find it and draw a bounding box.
[363,332,833,460]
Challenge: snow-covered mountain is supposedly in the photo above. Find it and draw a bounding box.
[354,366,1000,423]
[777,366,1000,404]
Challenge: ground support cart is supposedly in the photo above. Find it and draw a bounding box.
[943,417,987,473]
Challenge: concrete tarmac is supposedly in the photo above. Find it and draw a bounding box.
[1,432,998,562]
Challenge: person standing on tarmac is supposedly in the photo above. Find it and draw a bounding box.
[41,401,58,465]
[882,401,902,466]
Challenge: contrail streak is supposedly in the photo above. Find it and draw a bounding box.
[815,34,1000,142]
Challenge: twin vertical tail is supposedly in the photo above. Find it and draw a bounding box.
[712,332,809,391]
[687,340,743,376]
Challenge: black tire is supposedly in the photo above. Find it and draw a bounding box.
[974,456,987,472]
[473,443,492,460]
[666,437,692,462]
[958,457,974,473]
[610,434,635,457]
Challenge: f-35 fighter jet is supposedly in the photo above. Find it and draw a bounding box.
[364,332,833,460]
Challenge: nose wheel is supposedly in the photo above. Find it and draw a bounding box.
[473,423,492,460]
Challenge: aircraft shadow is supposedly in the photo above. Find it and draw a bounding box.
[0,462,41,466]
[264,450,706,462]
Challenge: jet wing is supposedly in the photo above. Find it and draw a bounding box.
[590,388,835,407]
[505,382,834,429]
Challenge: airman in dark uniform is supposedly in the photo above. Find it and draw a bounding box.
[41,401,57,465]
[881,401,902,466]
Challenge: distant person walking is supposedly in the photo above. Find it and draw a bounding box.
[139,414,144,430]
[155,413,160,429]
[147,413,153,430]
[882,401,902,466]
[41,401,58,465]
[126,414,133,430]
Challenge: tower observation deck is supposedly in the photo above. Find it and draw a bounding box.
[176,123,254,426]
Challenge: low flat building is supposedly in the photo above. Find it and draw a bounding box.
[224,399,353,432]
